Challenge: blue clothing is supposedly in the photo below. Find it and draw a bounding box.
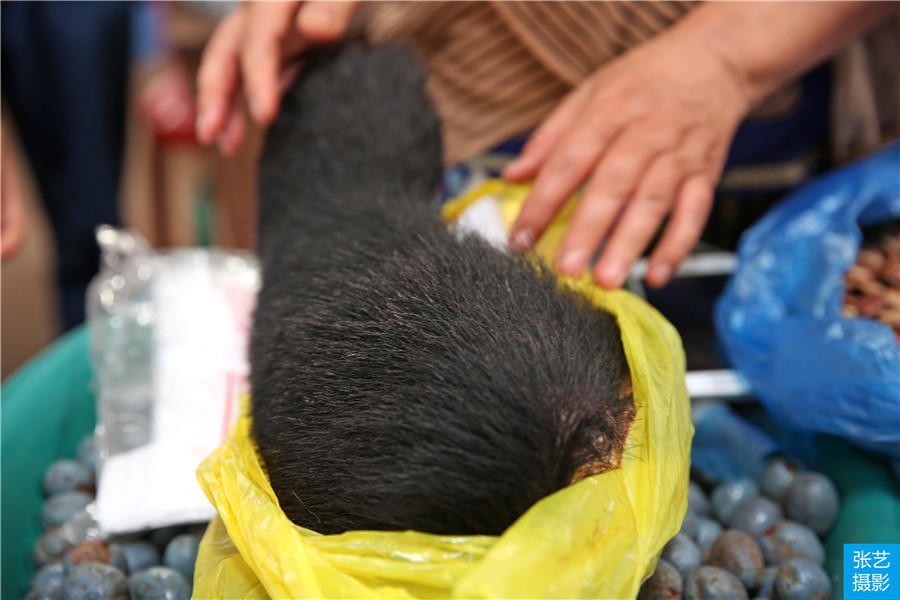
[2,1,149,330]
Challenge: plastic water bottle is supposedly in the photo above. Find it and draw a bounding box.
[87,226,157,465]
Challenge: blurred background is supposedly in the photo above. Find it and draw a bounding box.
[1,1,897,379]
[1,1,262,378]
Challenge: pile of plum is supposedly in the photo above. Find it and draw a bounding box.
[28,437,841,599]
[28,434,202,600]
[639,457,840,600]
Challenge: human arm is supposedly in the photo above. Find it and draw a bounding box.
[195,1,360,154]
[503,1,899,288]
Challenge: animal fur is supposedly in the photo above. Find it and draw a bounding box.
[250,43,634,536]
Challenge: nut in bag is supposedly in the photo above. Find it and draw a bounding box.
[715,142,900,472]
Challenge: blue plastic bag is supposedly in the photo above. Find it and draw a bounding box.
[714,142,900,471]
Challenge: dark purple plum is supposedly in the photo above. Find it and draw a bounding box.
[638,558,683,600]
[29,562,65,600]
[128,566,191,600]
[705,529,764,589]
[33,528,75,568]
[694,517,723,553]
[784,473,840,536]
[76,435,97,473]
[773,558,830,600]
[662,532,703,577]
[759,457,798,503]
[64,540,117,573]
[107,543,129,574]
[162,533,200,582]
[121,541,161,574]
[41,491,93,529]
[149,525,188,549]
[681,509,699,539]
[684,565,749,600]
[756,520,825,565]
[711,479,759,523]
[727,496,782,537]
[689,481,712,517]
[64,563,127,600]
[756,565,779,599]
[42,460,95,496]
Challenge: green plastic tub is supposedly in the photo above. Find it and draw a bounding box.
[2,326,898,599]
[2,327,95,598]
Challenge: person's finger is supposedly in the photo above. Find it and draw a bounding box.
[297,1,360,42]
[552,121,685,277]
[0,155,28,261]
[501,81,593,183]
[0,211,26,261]
[217,94,248,156]
[551,174,628,279]
[589,156,686,288]
[508,107,622,252]
[240,2,304,125]
[645,174,715,288]
[278,59,306,94]
[196,10,245,144]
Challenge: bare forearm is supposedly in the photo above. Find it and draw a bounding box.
[674,1,899,106]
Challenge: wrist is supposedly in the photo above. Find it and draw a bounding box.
[673,7,777,110]
[647,18,756,121]
[673,1,899,111]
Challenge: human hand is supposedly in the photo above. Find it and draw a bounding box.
[1,138,28,262]
[502,28,752,289]
[196,1,360,154]
[138,60,197,142]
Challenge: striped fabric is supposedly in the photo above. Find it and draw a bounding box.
[364,1,696,163]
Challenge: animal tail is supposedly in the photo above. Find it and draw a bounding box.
[257,42,443,260]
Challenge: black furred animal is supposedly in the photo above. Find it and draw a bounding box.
[250,43,634,536]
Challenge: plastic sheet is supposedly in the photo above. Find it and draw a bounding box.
[194,182,693,599]
[714,142,900,470]
[87,226,260,534]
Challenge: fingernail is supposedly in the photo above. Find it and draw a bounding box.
[309,7,336,29]
[647,263,673,287]
[510,228,534,252]
[503,158,521,173]
[502,158,530,181]
[558,249,587,277]
[597,256,627,288]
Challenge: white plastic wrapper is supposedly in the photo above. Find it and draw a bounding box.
[87,227,259,535]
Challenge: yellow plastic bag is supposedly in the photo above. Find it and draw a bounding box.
[194,180,693,599]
